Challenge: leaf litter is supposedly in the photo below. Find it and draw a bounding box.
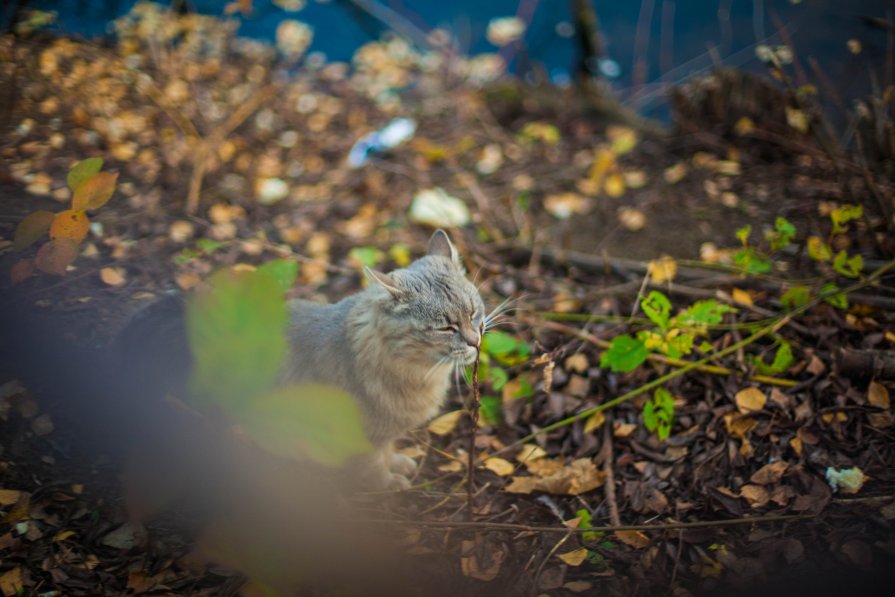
[1,3,895,596]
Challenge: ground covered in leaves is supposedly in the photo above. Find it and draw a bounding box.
[2,5,895,596]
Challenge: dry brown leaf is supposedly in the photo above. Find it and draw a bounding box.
[564,580,594,592]
[617,207,645,231]
[557,548,588,566]
[100,267,126,287]
[613,422,637,438]
[0,566,23,597]
[735,387,766,414]
[515,444,547,463]
[724,412,758,438]
[615,529,651,549]
[505,458,604,495]
[868,381,890,409]
[482,457,515,477]
[54,529,76,542]
[750,461,788,485]
[460,548,506,581]
[427,409,463,436]
[739,484,770,508]
[663,161,688,184]
[564,353,588,374]
[437,460,463,473]
[0,489,21,507]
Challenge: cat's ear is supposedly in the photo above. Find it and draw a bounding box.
[363,266,407,300]
[428,229,461,267]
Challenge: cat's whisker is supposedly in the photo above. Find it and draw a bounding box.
[424,355,453,382]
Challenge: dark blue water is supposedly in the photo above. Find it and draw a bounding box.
[22,1,895,112]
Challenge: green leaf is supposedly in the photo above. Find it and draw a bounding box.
[186,268,290,410]
[733,248,772,274]
[13,210,55,250]
[820,283,848,310]
[806,237,832,262]
[832,250,862,278]
[239,383,372,466]
[768,216,796,252]
[67,157,103,192]
[644,387,675,441]
[641,290,672,330]
[600,334,648,373]
[482,330,529,365]
[664,332,695,359]
[643,401,657,431]
[196,238,223,254]
[735,225,752,245]
[257,259,299,294]
[479,395,502,427]
[348,246,384,268]
[488,366,509,391]
[830,204,862,234]
[575,509,601,541]
[781,285,811,309]
[675,299,734,331]
[754,341,794,375]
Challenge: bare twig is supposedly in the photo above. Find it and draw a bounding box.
[601,422,621,527]
[466,342,482,520]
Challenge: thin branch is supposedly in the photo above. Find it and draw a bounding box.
[365,513,815,534]
[466,343,482,520]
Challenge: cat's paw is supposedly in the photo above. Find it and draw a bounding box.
[388,452,418,477]
[387,473,412,491]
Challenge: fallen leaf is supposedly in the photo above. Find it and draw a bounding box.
[615,529,650,549]
[564,580,594,592]
[663,162,688,184]
[557,548,588,566]
[564,353,588,374]
[544,192,591,219]
[515,444,547,463]
[739,484,770,508]
[460,544,506,581]
[613,422,637,438]
[438,460,464,473]
[54,529,76,542]
[750,461,788,485]
[9,260,34,286]
[71,171,118,210]
[482,457,515,476]
[427,409,464,436]
[0,566,23,597]
[731,288,753,306]
[735,387,766,414]
[101,521,147,550]
[100,267,126,286]
[584,411,605,434]
[0,490,21,507]
[868,381,890,409]
[618,207,645,231]
[409,188,470,228]
[649,256,677,283]
[604,174,625,197]
[505,458,604,495]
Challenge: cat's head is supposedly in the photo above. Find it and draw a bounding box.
[363,230,485,367]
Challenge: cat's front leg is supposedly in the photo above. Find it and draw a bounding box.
[356,445,416,490]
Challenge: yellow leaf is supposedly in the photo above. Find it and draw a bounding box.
[427,409,464,436]
[54,529,77,542]
[649,256,677,284]
[544,192,591,219]
[663,162,688,184]
[607,126,638,155]
[789,435,802,456]
[603,173,626,197]
[731,288,753,306]
[735,387,766,414]
[438,460,464,473]
[617,207,645,231]
[734,117,755,135]
[868,381,890,409]
[482,457,515,476]
[785,107,809,133]
[588,146,616,188]
[623,169,648,189]
[515,444,547,463]
[584,411,605,434]
[807,236,832,261]
[557,548,588,566]
[100,267,126,287]
[615,529,650,549]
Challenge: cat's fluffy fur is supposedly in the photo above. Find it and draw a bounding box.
[282,230,485,488]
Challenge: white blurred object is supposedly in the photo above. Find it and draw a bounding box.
[347,118,416,168]
[409,188,470,228]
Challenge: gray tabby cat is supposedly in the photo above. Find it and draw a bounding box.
[282,229,485,488]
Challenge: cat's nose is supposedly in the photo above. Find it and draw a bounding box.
[461,327,480,348]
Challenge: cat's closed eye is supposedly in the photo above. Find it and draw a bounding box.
[435,322,458,333]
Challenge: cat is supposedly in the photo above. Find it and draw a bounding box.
[281,229,485,488]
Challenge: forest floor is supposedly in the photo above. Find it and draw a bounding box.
[1,9,895,597]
